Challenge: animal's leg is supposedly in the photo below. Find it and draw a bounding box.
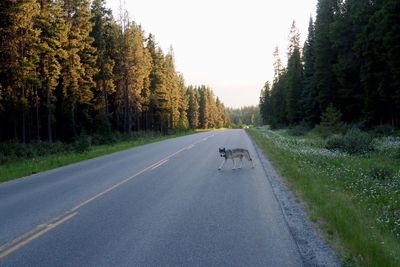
[247,152,255,168]
[232,158,236,170]
[239,157,243,169]
[218,159,226,170]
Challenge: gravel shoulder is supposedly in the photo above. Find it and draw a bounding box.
[248,131,341,267]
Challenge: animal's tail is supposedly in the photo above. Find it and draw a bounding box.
[245,151,252,161]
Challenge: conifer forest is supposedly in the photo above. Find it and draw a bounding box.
[0,0,229,143]
[259,0,400,130]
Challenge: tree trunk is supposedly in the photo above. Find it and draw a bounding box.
[36,100,40,140]
[22,87,26,143]
[47,88,52,142]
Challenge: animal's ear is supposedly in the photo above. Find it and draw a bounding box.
[219,148,222,152]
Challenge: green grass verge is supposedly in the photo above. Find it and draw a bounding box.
[247,127,400,267]
[0,131,197,184]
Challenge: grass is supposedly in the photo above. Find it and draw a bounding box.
[248,127,400,267]
[0,131,196,184]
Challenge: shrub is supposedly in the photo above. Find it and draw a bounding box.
[93,112,114,144]
[344,128,374,154]
[287,125,310,136]
[91,133,115,145]
[369,166,394,181]
[325,128,374,154]
[0,152,6,165]
[373,124,395,137]
[316,104,344,138]
[73,134,92,152]
[325,134,346,151]
[34,141,71,156]
[374,136,400,159]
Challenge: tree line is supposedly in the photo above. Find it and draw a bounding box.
[259,0,400,129]
[0,0,228,143]
[227,106,261,127]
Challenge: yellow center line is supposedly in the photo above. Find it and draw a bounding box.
[0,134,215,259]
[0,224,46,252]
[0,212,78,259]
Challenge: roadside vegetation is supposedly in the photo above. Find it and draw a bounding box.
[255,1,400,264]
[248,126,400,266]
[0,130,194,184]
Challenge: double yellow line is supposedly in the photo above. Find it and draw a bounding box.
[0,134,214,259]
[0,212,78,258]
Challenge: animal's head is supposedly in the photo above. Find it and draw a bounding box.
[219,148,226,158]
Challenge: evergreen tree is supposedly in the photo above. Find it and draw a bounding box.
[177,75,189,130]
[330,0,365,123]
[186,86,199,129]
[36,0,67,142]
[115,22,151,132]
[147,35,169,131]
[0,0,40,142]
[382,0,400,127]
[215,97,225,128]
[198,86,210,129]
[302,17,319,126]
[60,0,98,140]
[165,48,180,129]
[317,104,344,136]
[358,0,399,126]
[90,0,116,117]
[285,21,303,124]
[314,0,340,116]
[270,47,287,127]
[259,81,272,125]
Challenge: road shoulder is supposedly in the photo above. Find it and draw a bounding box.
[247,131,341,267]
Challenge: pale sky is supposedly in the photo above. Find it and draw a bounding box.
[106,0,317,108]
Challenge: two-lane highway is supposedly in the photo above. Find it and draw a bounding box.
[0,130,304,266]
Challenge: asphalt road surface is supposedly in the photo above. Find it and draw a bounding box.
[0,129,305,266]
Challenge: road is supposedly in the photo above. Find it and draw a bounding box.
[0,129,304,266]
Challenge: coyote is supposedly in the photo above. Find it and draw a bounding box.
[218,148,255,170]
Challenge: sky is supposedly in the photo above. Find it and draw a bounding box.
[105,0,317,108]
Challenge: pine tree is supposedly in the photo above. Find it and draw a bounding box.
[317,104,344,137]
[114,22,151,132]
[285,21,303,125]
[0,0,40,142]
[177,75,189,130]
[314,0,340,117]
[359,0,399,126]
[302,17,319,126]
[273,46,283,82]
[270,47,287,127]
[382,0,400,127]
[215,97,225,128]
[186,86,199,129]
[330,0,366,124]
[259,81,272,125]
[165,47,180,129]
[147,35,169,131]
[60,0,98,140]
[36,0,67,142]
[198,86,210,129]
[90,0,116,117]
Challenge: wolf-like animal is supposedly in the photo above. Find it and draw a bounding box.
[218,148,255,170]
